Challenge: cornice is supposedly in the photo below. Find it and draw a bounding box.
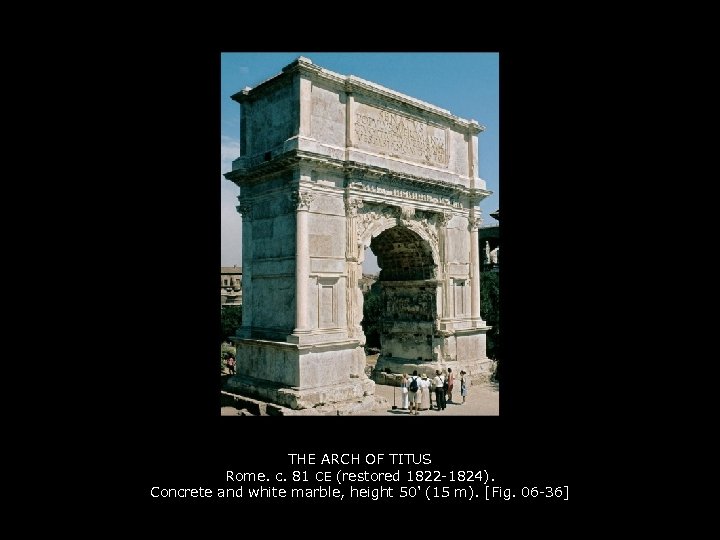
[225,149,489,201]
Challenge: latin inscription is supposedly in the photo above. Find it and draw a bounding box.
[354,105,448,167]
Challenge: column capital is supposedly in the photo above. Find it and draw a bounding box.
[437,211,453,226]
[290,191,314,211]
[345,197,363,215]
[237,200,253,220]
[468,216,482,231]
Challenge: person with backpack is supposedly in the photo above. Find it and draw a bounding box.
[408,370,420,415]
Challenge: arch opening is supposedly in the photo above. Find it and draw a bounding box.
[370,226,435,281]
[362,226,438,370]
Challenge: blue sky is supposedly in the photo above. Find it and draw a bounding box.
[221,52,499,272]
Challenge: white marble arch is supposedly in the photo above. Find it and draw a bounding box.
[223,56,494,412]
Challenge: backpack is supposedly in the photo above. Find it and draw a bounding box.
[408,376,418,392]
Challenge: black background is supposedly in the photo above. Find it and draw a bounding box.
[102,45,610,508]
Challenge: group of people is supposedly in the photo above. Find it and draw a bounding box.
[400,368,469,415]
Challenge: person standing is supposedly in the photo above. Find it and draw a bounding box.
[226,354,236,375]
[460,370,468,404]
[400,373,409,410]
[446,367,455,403]
[433,370,446,410]
[429,372,435,409]
[408,370,420,415]
[420,374,431,411]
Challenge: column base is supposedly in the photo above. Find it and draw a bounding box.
[438,318,490,332]
[286,328,312,344]
[287,329,349,345]
[468,317,488,329]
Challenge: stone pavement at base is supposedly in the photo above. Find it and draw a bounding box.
[221,381,499,416]
[356,381,499,416]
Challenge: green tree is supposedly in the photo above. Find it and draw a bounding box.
[480,271,500,371]
[362,282,383,349]
[220,341,237,373]
[220,305,243,343]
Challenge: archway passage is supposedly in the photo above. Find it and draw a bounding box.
[369,226,438,366]
[371,227,435,282]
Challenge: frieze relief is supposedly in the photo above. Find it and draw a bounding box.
[385,290,435,321]
[394,333,428,345]
[347,180,462,209]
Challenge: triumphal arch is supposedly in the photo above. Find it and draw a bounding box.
[224,57,493,411]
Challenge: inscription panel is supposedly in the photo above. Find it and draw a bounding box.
[354,103,448,168]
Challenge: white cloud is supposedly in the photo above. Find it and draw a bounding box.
[221,136,243,266]
[221,135,240,172]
